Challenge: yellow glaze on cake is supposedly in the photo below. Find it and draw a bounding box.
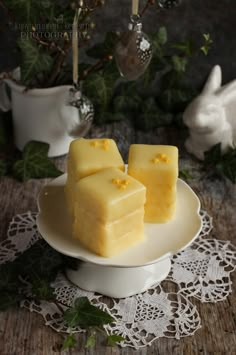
[65,138,125,215]
[128,144,178,223]
[73,167,146,257]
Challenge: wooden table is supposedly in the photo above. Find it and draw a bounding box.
[0,122,235,354]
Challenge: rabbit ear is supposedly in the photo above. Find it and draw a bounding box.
[202,65,222,94]
[216,79,236,103]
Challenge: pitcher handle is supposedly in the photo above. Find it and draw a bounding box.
[0,80,11,112]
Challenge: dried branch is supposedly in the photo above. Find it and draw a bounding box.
[46,41,71,87]
[31,34,66,55]
[140,0,155,17]
[79,55,111,81]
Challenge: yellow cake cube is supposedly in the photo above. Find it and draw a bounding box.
[73,167,146,257]
[128,144,178,223]
[65,138,125,214]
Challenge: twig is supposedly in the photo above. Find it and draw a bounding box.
[0,1,15,22]
[79,55,111,81]
[46,41,71,87]
[45,1,102,87]
[140,0,155,17]
[32,34,66,55]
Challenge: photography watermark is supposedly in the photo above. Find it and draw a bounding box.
[20,29,89,40]
[13,14,90,41]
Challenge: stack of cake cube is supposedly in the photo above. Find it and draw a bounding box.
[65,138,178,258]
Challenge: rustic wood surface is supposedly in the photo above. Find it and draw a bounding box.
[0,122,235,355]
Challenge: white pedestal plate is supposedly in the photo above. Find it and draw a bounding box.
[37,175,202,298]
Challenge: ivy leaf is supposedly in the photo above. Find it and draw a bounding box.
[201,33,213,55]
[150,27,167,56]
[62,334,77,350]
[18,239,64,281]
[0,111,13,146]
[0,263,25,310]
[172,39,194,56]
[0,240,64,311]
[134,97,173,131]
[135,111,173,131]
[31,278,55,301]
[218,150,236,183]
[179,169,193,182]
[204,144,236,183]
[171,55,188,73]
[83,63,120,118]
[85,334,96,348]
[0,159,8,176]
[157,26,168,45]
[0,291,23,311]
[13,141,63,181]
[0,118,7,146]
[18,38,53,86]
[64,297,114,329]
[203,143,221,167]
[107,334,125,347]
[86,32,118,58]
[157,87,195,113]
[113,94,141,113]
[83,72,110,111]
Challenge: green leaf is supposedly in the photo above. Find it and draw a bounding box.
[179,169,193,182]
[0,119,7,146]
[85,334,96,348]
[171,55,188,73]
[86,32,118,59]
[0,111,13,146]
[19,239,64,281]
[203,144,236,183]
[3,0,52,23]
[0,262,25,311]
[0,239,64,311]
[31,278,55,300]
[157,26,168,45]
[83,61,120,116]
[113,94,141,113]
[158,87,195,113]
[18,39,53,86]
[219,155,236,183]
[62,334,77,350]
[83,73,110,111]
[201,33,213,56]
[64,297,114,329]
[13,141,63,181]
[133,97,173,131]
[0,159,7,176]
[135,112,173,131]
[107,334,125,347]
[172,40,194,56]
[217,149,236,183]
[0,291,23,311]
[149,27,167,57]
[203,143,222,167]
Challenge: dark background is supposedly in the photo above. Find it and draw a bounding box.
[1,0,236,87]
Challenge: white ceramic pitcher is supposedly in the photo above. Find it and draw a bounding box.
[0,72,89,157]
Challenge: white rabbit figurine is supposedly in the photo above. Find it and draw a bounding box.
[183,65,236,160]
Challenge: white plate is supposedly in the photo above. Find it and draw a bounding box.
[37,174,202,268]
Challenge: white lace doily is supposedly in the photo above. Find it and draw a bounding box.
[1,210,236,349]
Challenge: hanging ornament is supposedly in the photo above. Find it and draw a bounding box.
[158,0,182,9]
[68,85,94,137]
[67,2,94,138]
[115,0,152,81]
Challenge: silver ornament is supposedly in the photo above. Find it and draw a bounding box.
[68,86,94,138]
[115,15,152,81]
[158,0,182,9]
